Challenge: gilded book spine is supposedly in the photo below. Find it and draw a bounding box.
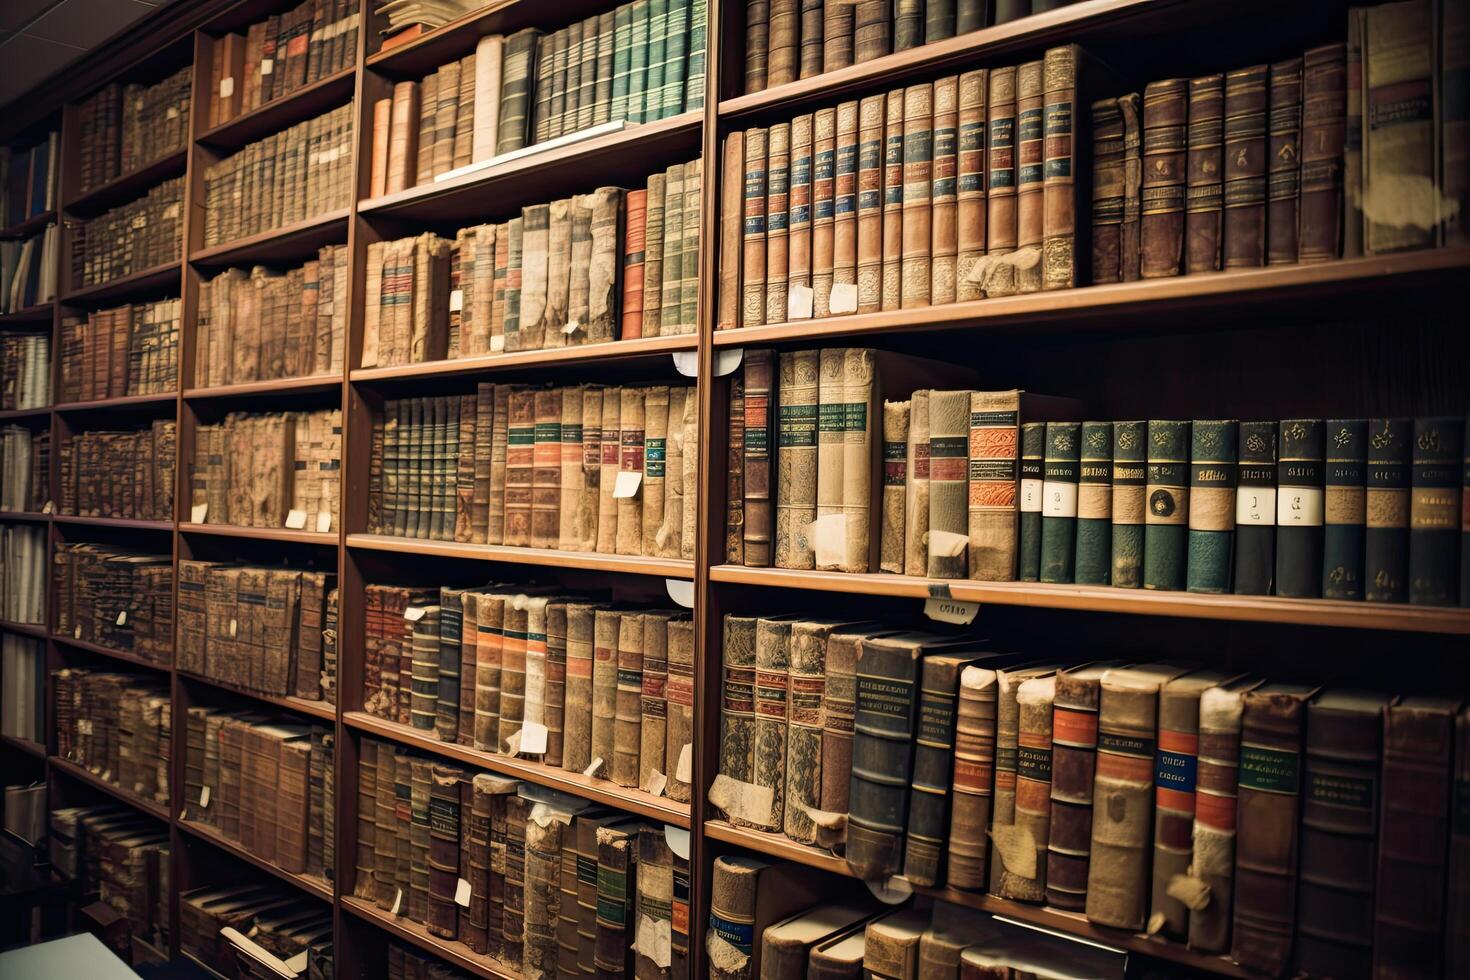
[765,123,791,324]
[1186,420,1238,594]
[857,95,886,314]
[1075,421,1112,585]
[882,88,905,311]
[1365,417,1411,603]
[1234,420,1278,595]
[1140,78,1188,278]
[956,70,988,301]
[812,108,836,316]
[968,391,1021,581]
[1143,420,1190,591]
[775,351,818,570]
[788,114,814,315]
[1090,97,1125,284]
[1119,93,1143,280]
[1017,422,1045,582]
[833,100,859,306]
[947,666,998,890]
[931,76,959,303]
[1323,419,1368,600]
[986,66,1018,263]
[1014,61,1045,294]
[742,128,768,328]
[1041,46,1077,290]
[1039,421,1080,583]
[881,401,910,575]
[752,618,793,832]
[1184,74,1225,274]
[928,390,972,579]
[1266,57,1303,265]
[1222,65,1269,268]
[1276,419,1326,599]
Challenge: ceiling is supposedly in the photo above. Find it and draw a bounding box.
[0,0,174,110]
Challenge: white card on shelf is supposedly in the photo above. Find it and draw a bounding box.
[787,284,815,319]
[191,503,208,522]
[584,757,604,777]
[518,722,548,754]
[284,509,308,529]
[219,76,234,98]
[829,282,858,314]
[675,743,692,784]
[613,471,642,498]
[713,349,743,376]
[672,351,698,377]
[316,512,332,533]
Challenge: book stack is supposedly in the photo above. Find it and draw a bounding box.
[721,48,1082,332]
[67,176,184,288]
[51,805,171,954]
[74,68,191,193]
[53,669,172,802]
[1,133,57,223]
[196,246,348,387]
[182,708,335,883]
[58,422,175,521]
[189,408,342,532]
[0,427,48,513]
[53,543,175,661]
[180,883,331,978]
[374,0,479,48]
[0,226,58,312]
[59,300,180,402]
[360,584,695,794]
[0,523,45,624]
[200,104,354,247]
[353,738,693,977]
[206,0,361,129]
[366,383,698,558]
[1,633,44,742]
[177,560,336,702]
[0,332,51,408]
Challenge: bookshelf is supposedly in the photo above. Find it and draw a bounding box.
[1,0,1465,978]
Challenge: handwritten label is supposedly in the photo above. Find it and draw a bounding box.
[924,597,981,624]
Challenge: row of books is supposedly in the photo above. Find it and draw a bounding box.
[68,177,183,289]
[0,427,48,514]
[367,385,698,559]
[178,560,338,703]
[0,226,58,312]
[59,299,181,403]
[0,134,56,225]
[54,543,174,662]
[74,68,191,194]
[722,49,1081,334]
[0,332,50,409]
[741,0,1069,94]
[201,104,354,248]
[353,739,691,977]
[181,708,335,884]
[0,634,43,743]
[180,881,331,979]
[196,246,348,388]
[0,523,45,625]
[189,408,343,532]
[59,421,176,522]
[361,586,695,797]
[371,53,488,193]
[51,805,171,957]
[206,0,361,129]
[53,669,172,805]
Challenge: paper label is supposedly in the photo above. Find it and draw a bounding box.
[634,913,673,968]
[1276,487,1324,526]
[455,878,472,907]
[285,509,308,529]
[1236,489,1276,526]
[220,76,235,99]
[316,512,332,533]
[584,757,604,777]
[504,730,522,755]
[675,743,692,784]
[562,319,581,335]
[200,786,210,807]
[490,334,505,352]
[613,470,642,498]
[1042,481,1079,517]
[664,578,694,608]
[75,625,82,638]
[404,606,426,621]
[229,618,238,638]
[643,769,667,797]
[924,597,981,624]
[1020,478,1044,513]
[260,59,274,77]
[166,106,179,119]
[391,888,402,915]
[115,611,127,626]
[828,282,858,314]
[41,500,54,514]
[708,773,774,826]
[284,951,307,974]
[927,529,968,558]
[191,503,208,522]
[809,513,847,568]
[787,284,814,320]
[518,722,548,754]
[449,289,464,312]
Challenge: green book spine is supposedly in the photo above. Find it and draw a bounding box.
[1365,418,1411,603]
[846,638,923,881]
[548,26,571,140]
[1075,421,1112,585]
[1110,420,1147,588]
[1186,420,1238,594]
[643,0,669,123]
[437,588,463,741]
[1039,421,1080,583]
[1018,421,1045,582]
[1409,416,1463,605]
[1144,419,1191,591]
[627,0,651,124]
[610,4,634,121]
[405,398,424,538]
[1322,419,1367,600]
[685,0,707,111]
[1234,420,1278,595]
[1275,419,1325,599]
[660,0,690,119]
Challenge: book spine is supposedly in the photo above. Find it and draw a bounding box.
[811,108,836,316]
[846,641,920,881]
[1185,75,1225,274]
[999,675,1054,901]
[904,659,965,888]
[752,618,792,831]
[819,631,859,819]
[1266,57,1303,265]
[1046,672,1101,910]
[1409,417,1463,605]
[775,350,818,569]
[1014,60,1045,294]
[1364,417,1412,602]
[1110,420,1147,588]
[745,0,769,93]
[788,114,814,316]
[1074,421,1112,585]
[1085,675,1161,930]
[881,400,910,575]
[856,95,886,313]
[931,76,960,303]
[965,390,1018,581]
[1140,78,1188,278]
[1363,1,1436,254]
[765,123,791,324]
[900,84,934,309]
[1276,419,1326,598]
[1186,420,1239,594]
[666,618,695,803]
[881,88,905,311]
[948,667,997,889]
[986,66,1018,267]
[768,0,798,87]
[853,0,890,62]
[1299,43,1347,263]
[742,128,768,328]
[783,622,826,844]
[928,389,971,579]
[1119,93,1143,280]
[1018,422,1045,581]
[822,3,854,72]
[742,350,775,567]
[718,616,757,811]
[956,70,988,301]
[833,100,859,306]
[1039,421,1080,583]
[1143,420,1190,591]
[612,613,644,787]
[1222,65,1269,268]
[1321,419,1368,600]
[1041,46,1077,290]
[615,387,645,556]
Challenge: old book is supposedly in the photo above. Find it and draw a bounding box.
[994,674,1056,901]
[749,617,798,832]
[1186,420,1238,594]
[1267,57,1304,265]
[781,619,845,845]
[597,387,621,554]
[665,617,695,804]
[762,903,874,979]
[1144,418,1191,591]
[641,386,670,556]
[562,602,599,774]
[742,128,769,327]
[1321,418,1369,600]
[853,0,889,63]
[1222,64,1269,268]
[387,81,421,194]
[1140,78,1188,278]
[1409,416,1463,605]
[832,100,860,309]
[981,64,1019,294]
[808,925,867,979]
[743,350,776,566]
[1117,91,1143,280]
[880,400,910,574]
[1233,420,1279,595]
[1036,421,1081,583]
[987,664,1057,897]
[1297,43,1347,263]
[1450,705,1470,972]
[717,615,757,825]
[1012,60,1046,295]
[819,626,891,827]
[727,375,745,563]
[1072,420,1113,585]
[612,613,645,788]
[719,131,745,330]
[531,389,562,549]
[709,856,824,980]
[902,390,930,576]
[1043,663,1120,912]
[615,387,646,556]
[900,84,934,309]
[764,121,792,325]
[776,350,819,569]
[928,389,972,578]
[1184,74,1225,273]
[943,664,1002,892]
[1276,419,1326,598]
[903,651,980,889]
[863,908,930,979]
[929,76,960,303]
[856,94,886,314]
[656,164,683,336]
[821,1,854,72]
[956,69,989,301]
[590,609,621,773]
[1040,46,1079,290]
[1230,683,1319,974]
[877,87,905,312]
[811,107,837,316]
[788,113,815,316]
[1018,422,1045,581]
[622,189,650,339]
[1089,97,1126,284]
[1363,0,1436,254]
[815,348,848,574]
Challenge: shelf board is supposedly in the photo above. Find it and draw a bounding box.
[703,821,1252,979]
[196,68,356,149]
[709,565,1470,634]
[63,149,187,217]
[177,818,334,901]
[50,756,170,820]
[180,523,338,545]
[364,0,618,77]
[179,669,336,721]
[53,514,173,531]
[342,895,520,980]
[0,304,54,325]
[53,390,178,413]
[184,373,344,400]
[0,210,56,240]
[352,334,697,383]
[0,406,51,421]
[344,712,692,828]
[52,632,172,671]
[0,734,45,759]
[712,247,1470,348]
[189,208,350,268]
[347,533,696,578]
[0,619,46,638]
[0,510,50,523]
[61,261,181,305]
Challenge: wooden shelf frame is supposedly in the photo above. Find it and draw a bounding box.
[50,756,171,821]
[63,148,188,217]
[178,669,337,722]
[0,210,57,240]
[346,533,698,578]
[51,632,173,671]
[177,817,335,901]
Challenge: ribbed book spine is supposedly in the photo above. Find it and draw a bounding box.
[1075,421,1112,585]
[764,122,791,324]
[1140,78,1187,278]
[905,654,971,888]
[1409,417,1463,605]
[956,70,988,301]
[775,350,818,569]
[1222,64,1268,268]
[1039,421,1080,583]
[1364,417,1412,602]
[1110,420,1147,588]
[1186,420,1238,594]
[881,88,905,311]
[788,114,814,317]
[927,389,970,579]
[1090,97,1125,284]
[1017,421,1045,582]
[1143,420,1190,591]
[833,100,859,309]
[1276,419,1326,599]
[1233,420,1278,595]
[1266,57,1303,265]
[856,95,886,314]
[986,67,1018,268]
[811,108,836,316]
[745,0,769,93]
[752,618,793,831]
[1014,61,1045,294]
[931,76,959,303]
[718,616,756,819]
[881,400,910,574]
[742,128,768,328]
[1185,74,1225,273]
[1119,93,1143,280]
[1299,43,1346,263]
[742,349,775,567]
[948,666,998,890]
[846,638,921,882]
[1041,46,1077,290]
[1323,419,1368,599]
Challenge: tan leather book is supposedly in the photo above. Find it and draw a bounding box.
[707,856,826,980]
[752,616,799,832]
[832,100,860,310]
[881,399,910,574]
[1013,60,1046,294]
[822,1,854,72]
[776,350,819,569]
[812,108,837,317]
[636,612,672,792]
[788,113,815,318]
[615,387,646,556]
[641,385,670,556]
[472,34,504,163]
[762,903,875,980]
[643,171,667,338]
[814,349,846,571]
[587,186,622,343]
[386,81,420,194]
[927,389,971,578]
[839,348,877,572]
[1119,91,1144,281]
[765,123,792,323]
[659,162,686,337]
[719,130,745,330]
[1363,0,1436,254]
[904,389,931,576]
[655,387,686,558]
[989,664,1059,896]
[561,602,602,774]
[432,60,461,181]
[542,197,573,346]
[742,127,769,327]
[718,615,758,823]
[576,386,602,552]
[994,673,1054,901]
[596,387,621,553]
[984,66,1019,294]
[369,97,392,198]
[783,618,855,844]
[864,908,929,979]
[1042,46,1079,290]
[856,93,886,314]
[743,350,777,566]
[567,195,594,345]
[931,75,959,304]
[557,386,585,552]
[956,69,988,302]
[611,612,643,787]
[665,617,695,803]
[589,609,621,775]
[900,84,934,309]
[488,385,510,545]
[1222,65,1269,268]
[416,71,438,187]
[516,203,550,352]
[680,388,698,561]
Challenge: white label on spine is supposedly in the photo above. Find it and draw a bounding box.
[455,878,472,907]
[449,289,463,312]
[1237,490,1276,526]
[200,786,210,807]
[1020,478,1043,513]
[517,722,547,754]
[675,743,692,783]
[613,470,642,498]
[220,76,234,98]
[404,606,425,621]
[316,512,332,533]
[1277,487,1324,526]
[787,284,814,319]
[260,59,274,76]
[191,503,208,522]
[116,611,127,626]
[490,334,505,352]
[1042,481,1079,518]
[828,282,858,314]
[284,509,307,529]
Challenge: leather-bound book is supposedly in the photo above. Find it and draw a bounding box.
[720,131,744,331]
[789,114,815,316]
[471,594,504,752]
[645,169,668,336]
[532,389,563,549]
[745,0,770,93]
[503,795,529,964]
[776,350,818,569]
[833,100,860,310]
[562,602,599,773]
[785,620,856,844]
[500,599,529,752]
[768,0,798,87]
[1322,419,1368,599]
[1299,44,1346,263]
[472,35,504,163]
[808,924,867,979]
[1090,97,1125,284]
[587,187,621,344]
[665,617,695,804]
[1184,74,1224,273]
[1140,78,1187,278]
[854,0,891,63]
[411,606,443,732]
[526,811,567,977]
[1363,0,1435,254]
[894,0,923,50]
[742,350,776,566]
[1118,92,1143,280]
[1018,421,1045,581]
[1449,705,1470,971]
[929,389,973,578]
[957,0,986,31]
[843,348,882,572]
[593,822,638,977]
[903,388,931,576]
[765,123,792,324]
[931,76,960,304]
[1295,689,1392,978]
[1074,421,1113,585]
[504,390,535,546]
[798,0,823,79]
[427,764,464,939]
[857,94,886,313]
[880,87,906,310]
[822,2,854,72]
[438,589,465,741]
[812,107,837,316]
[545,600,569,767]
[1045,662,1120,911]
[1040,46,1078,290]
[989,664,1058,895]
[1230,682,1318,974]
[1234,420,1278,595]
[612,612,644,787]
[815,349,847,571]
[743,129,769,329]
[753,616,798,831]
[1186,420,1238,594]
[1222,65,1268,268]
[821,627,895,824]
[635,827,675,980]
[370,97,392,198]
[1267,57,1303,265]
[986,66,1018,269]
[1344,10,1366,257]
[994,674,1056,901]
[591,609,621,772]
[995,0,1030,22]
[926,0,956,41]
[615,387,646,556]
[708,856,824,980]
[904,651,983,887]
[864,908,929,978]
[1039,421,1080,583]
[416,73,438,185]
[957,69,989,301]
[596,387,621,555]
[881,400,911,573]
[1409,416,1463,605]
[763,903,875,979]
[387,81,421,194]
[718,616,758,823]
[642,386,671,556]
[558,387,587,552]
[1085,664,1191,930]
[1276,419,1325,599]
[1013,60,1045,294]
[727,375,745,563]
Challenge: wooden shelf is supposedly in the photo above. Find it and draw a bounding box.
[347,533,696,578]
[53,514,172,531]
[50,756,170,820]
[0,210,56,239]
[342,896,520,980]
[61,260,181,305]
[189,208,350,268]
[177,818,334,901]
[0,734,45,759]
[180,523,338,545]
[0,406,51,421]
[52,632,172,670]
[184,373,344,400]
[710,565,1470,634]
[0,620,47,638]
[344,712,691,828]
[364,0,616,78]
[180,950,231,980]
[63,149,187,216]
[53,391,178,413]
[0,304,54,325]
[704,821,1252,979]
[351,334,697,383]
[196,68,356,149]
[0,510,51,523]
[713,248,1470,348]
[179,669,336,721]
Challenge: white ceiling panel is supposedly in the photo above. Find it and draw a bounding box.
[24,0,156,48]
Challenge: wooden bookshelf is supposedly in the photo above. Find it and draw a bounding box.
[0,406,52,421]
[0,510,51,523]
[178,669,337,722]
[347,533,697,578]
[177,818,335,901]
[183,373,344,400]
[179,523,339,546]
[0,304,55,325]
[0,210,56,240]
[0,620,48,638]
[195,67,357,150]
[50,756,170,821]
[52,390,179,413]
[51,633,172,671]
[188,207,351,267]
[0,734,46,759]
[63,148,188,216]
[350,333,696,382]
[341,896,520,980]
[59,260,181,305]
[52,515,173,532]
